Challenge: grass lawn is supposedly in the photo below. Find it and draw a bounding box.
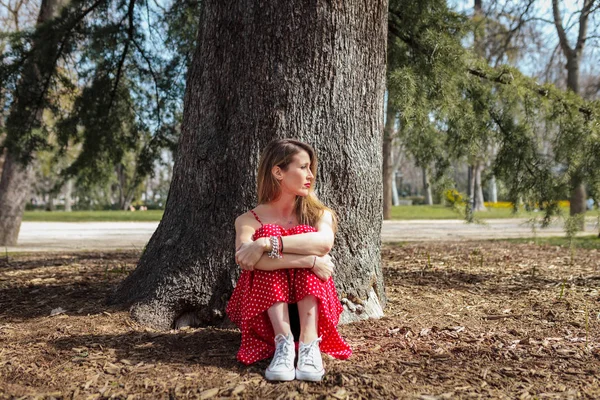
[22,205,584,222]
[499,235,600,250]
[389,204,572,220]
[22,210,164,222]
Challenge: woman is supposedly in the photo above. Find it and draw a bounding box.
[226,139,351,382]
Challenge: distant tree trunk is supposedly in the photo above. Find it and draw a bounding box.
[46,193,56,211]
[64,179,73,211]
[467,164,475,212]
[422,167,433,205]
[383,96,396,219]
[392,173,399,206]
[0,0,60,245]
[489,174,497,203]
[110,0,388,330]
[474,162,486,211]
[552,0,593,223]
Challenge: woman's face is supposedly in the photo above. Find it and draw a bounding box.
[274,150,314,197]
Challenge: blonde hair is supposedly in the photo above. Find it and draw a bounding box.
[257,139,338,231]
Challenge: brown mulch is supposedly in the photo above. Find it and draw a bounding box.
[1,242,599,399]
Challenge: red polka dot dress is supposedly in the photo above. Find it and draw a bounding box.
[226,210,352,365]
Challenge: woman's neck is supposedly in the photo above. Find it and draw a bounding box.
[264,193,296,219]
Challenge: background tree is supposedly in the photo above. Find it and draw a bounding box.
[552,0,597,220]
[0,0,196,245]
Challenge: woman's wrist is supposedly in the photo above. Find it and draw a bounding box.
[310,255,316,270]
[262,237,272,252]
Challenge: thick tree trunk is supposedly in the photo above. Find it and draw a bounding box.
[110,0,388,330]
[422,167,433,205]
[0,0,60,245]
[383,97,396,220]
[0,152,34,245]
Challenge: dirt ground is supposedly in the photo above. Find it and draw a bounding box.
[1,241,599,399]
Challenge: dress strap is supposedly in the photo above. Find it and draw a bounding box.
[249,210,263,226]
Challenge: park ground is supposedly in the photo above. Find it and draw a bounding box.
[1,240,599,399]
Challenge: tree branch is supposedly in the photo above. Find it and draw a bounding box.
[131,38,162,126]
[467,67,592,118]
[109,0,136,112]
[575,0,595,55]
[552,0,573,57]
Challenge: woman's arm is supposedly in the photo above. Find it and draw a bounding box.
[252,253,315,271]
[280,210,335,256]
[234,212,334,280]
[252,253,334,281]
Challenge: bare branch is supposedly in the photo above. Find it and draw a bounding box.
[552,0,573,57]
[575,0,595,55]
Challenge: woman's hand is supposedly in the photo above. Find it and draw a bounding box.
[236,238,267,270]
[311,254,334,281]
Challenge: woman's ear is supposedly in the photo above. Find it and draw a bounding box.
[271,166,283,181]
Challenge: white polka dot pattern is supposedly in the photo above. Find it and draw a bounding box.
[226,222,352,365]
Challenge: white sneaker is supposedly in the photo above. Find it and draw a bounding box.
[295,337,325,382]
[265,333,295,381]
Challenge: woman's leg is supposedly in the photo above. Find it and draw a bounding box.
[267,301,292,336]
[297,295,318,343]
[266,302,295,381]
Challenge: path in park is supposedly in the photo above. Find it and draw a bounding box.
[5,218,597,253]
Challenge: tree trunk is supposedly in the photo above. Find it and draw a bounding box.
[489,174,497,203]
[570,181,587,216]
[0,0,60,246]
[422,167,433,205]
[391,141,404,207]
[468,164,475,206]
[64,179,73,212]
[0,152,34,245]
[383,96,396,220]
[474,162,486,211]
[392,173,399,206]
[552,0,593,223]
[110,0,388,330]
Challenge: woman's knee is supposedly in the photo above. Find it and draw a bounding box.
[298,294,317,304]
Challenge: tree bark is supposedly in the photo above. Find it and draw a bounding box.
[0,0,60,245]
[0,152,34,244]
[110,0,388,330]
[383,96,396,219]
[422,167,433,205]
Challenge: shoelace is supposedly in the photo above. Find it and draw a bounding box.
[299,341,320,367]
[272,339,292,368]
